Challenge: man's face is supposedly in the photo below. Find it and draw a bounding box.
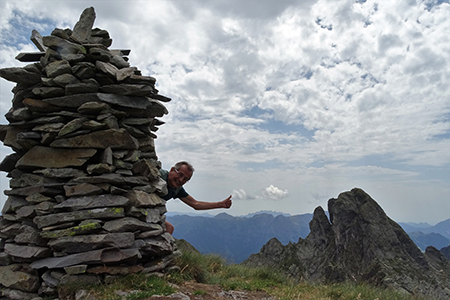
[167,164,193,188]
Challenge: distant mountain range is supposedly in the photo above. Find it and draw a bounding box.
[399,218,450,251]
[167,212,312,263]
[167,211,450,262]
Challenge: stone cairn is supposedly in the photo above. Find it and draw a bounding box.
[0,7,178,299]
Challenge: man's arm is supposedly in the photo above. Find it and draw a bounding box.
[179,195,232,210]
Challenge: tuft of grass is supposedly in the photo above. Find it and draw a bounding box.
[193,289,207,295]
[173,249,225,283]
[210,264,286,291]
[58,273,175,300]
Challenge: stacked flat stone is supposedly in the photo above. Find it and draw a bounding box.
[0,7,177,299]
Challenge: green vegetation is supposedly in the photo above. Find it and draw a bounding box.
[58,273,176,300]
[57,247,429,300]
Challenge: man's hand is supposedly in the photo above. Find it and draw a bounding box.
[221,195,232,208]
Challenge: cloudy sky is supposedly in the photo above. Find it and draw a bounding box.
[0,0,449,224]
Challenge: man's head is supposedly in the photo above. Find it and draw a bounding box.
[167,161,195,188]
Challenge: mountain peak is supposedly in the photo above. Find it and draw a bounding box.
[244,188,450,299]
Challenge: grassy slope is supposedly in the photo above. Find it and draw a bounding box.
[56,244,428,300]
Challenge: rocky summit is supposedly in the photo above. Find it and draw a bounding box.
[0,7,178,300]
[243,188,450,299]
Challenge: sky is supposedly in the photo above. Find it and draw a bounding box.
[0,0,449,225]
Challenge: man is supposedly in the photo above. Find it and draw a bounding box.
[159,161,232,234]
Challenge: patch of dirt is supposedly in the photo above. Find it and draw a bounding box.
[146,281,277,299]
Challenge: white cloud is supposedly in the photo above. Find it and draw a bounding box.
[232,185,289,201]
[261,185,289,201]
[0,0,449,223]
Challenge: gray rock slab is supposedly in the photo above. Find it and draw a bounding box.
[32,86,65,98]
[96,60,119,77]
[10,107,32,121]
[140,233,175,256]
[103,217,162,233]
[32,122,65,133]
[0,67,41,85]
[61,53,86,63]
[100,84,154,97]
[64,183,103,197]
[124,74,156,85]
[4,243,51,260]
[77,101,109,114]
[126,190,165,208]
[116,66,137,81]
[148,93,172,102]
[48,232,135,253]
[43,59,73,77]
[25,193,52,203]
[1,195,28,214]
[30,247,141,269]
[110,55,130,69]
[122,117,153,126]
[42,270,60,287]
[66,82,99,95]
[15,51,44,62]
[31,29,47,52]
[53,73,80,87]
[88,47,112,62]
[86,163,116,174]
[40,221,102,239]
[136,228,164,239]
[68,173,149,185]
[22,97,60,113]
[132,159,160,181]
[33,207,125,228]
[71,7,96,43]
[15,146,97,169]
[0,222,22,239]
[0,264,40,292]
[4,185,59,197]
[0,152,22,172]
[14,225,48,246]
[54,194,129,211]
[58,117,88,137]
[43,35,87,55]
[50,128,139,149]
[34,167,87,178]
[127,207,162,224]
[43,92,163,111]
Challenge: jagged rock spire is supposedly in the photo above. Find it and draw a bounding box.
[244,188,450,299]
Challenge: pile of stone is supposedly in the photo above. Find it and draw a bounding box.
[0,7,177,300]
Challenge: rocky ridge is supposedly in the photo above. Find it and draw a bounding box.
[0,7,177,300]
[243,188,450,300]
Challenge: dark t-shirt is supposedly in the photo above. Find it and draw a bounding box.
[159,169,189,200]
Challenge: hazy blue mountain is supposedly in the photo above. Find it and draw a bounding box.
[167,212,313,263]
[399,222,432,232]
[243,210,291,218]
[398,219,450,251]
[399,219,450,239]
[166,211,215,218]
[419,219,450,239]
[408,231,450,251]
